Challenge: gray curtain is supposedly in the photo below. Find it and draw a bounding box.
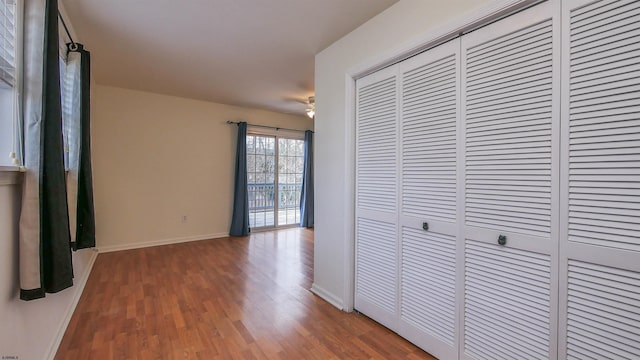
[20,0,73,300]
[229,122,249,236]
[300,130,314,228]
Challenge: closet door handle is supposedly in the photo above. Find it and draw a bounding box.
[498,235,507,246]
[422,222,429,231]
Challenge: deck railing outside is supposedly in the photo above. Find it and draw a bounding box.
[248,182,301,211]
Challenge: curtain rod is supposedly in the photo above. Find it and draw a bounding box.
[226,121,312,133]
[57,11,78,50]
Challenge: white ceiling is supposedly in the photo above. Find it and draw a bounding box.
[60,0,400,116]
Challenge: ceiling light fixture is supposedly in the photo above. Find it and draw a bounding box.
[306,96,315,119]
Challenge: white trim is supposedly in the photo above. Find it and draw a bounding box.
[11,0,24,166]
[343,0,543,327]
[310,283,344,310]
[247,126,306,140]
[0,166,22,185]
[342,73,356,313]
[0,165,20,171]
[46,248,99,360]
[456,35,466,360]
[549,2,562,358]
[347,0,543,80]
[250,224,300,233]
[98,232,229,253]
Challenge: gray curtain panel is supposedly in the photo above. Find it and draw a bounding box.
[300,130,314,228]
[20,0,73,300]
[229,121,249,236]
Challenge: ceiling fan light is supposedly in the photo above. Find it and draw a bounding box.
[306,108,315,118]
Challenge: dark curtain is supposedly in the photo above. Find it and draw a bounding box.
[70,43,95,250]
[300,130,314,228]
[229,122,249,236]
[21,0,73,300]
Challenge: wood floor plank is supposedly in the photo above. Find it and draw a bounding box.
[56,228,436,359]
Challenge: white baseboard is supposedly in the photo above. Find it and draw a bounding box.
[46,248,99,360]
[310,283,345,311]
[98,233,229,253]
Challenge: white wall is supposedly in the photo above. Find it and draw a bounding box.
[93,85,313,251]
[313,0,493,308]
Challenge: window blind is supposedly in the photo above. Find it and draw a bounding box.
[0,0,16,87]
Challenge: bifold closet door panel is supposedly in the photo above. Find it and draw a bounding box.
[355,65,400,330]
[397,39,460,360]
[564,259,640,359]
[461,2,560,359]
[560,0,640,358]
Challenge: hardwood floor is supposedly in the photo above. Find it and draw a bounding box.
[56,228,435,359]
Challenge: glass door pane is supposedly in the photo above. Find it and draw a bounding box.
[247,135,276,228]
[278,138,305,226]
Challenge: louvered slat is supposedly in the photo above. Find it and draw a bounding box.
[568,0,640,252]
[357,76,397,212]
[567,261,640,359]
[402,54,457,222]
[356,218,397,314]
[401,227,456,344]
[464,240,551,360]
[465,19,553,237]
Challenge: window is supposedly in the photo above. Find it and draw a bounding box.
[60,48,80,170]
[0,2,81,169]
[246,133,305,229]
[58,12,82,171]
[0,0,19,166]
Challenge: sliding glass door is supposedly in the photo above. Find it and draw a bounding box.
[247,134,304,229]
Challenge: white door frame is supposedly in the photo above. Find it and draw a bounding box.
[246,128,305,230]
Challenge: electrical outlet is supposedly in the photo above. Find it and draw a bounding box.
[181,215,188,223]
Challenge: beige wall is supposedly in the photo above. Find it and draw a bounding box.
[93,85,312,251]
[314,0,493,308]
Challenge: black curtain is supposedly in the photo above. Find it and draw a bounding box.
[229,122,249,236]
[300,130,314,228]
[70,43,96,250]
[21,0,73,300]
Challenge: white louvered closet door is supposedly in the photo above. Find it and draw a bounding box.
[460,2,560,359]
[397,39,460,360]
[355,65,400,330]
[559,0,640,358]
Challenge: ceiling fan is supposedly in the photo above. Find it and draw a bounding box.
[283,95,315,119]
[305,96,315,119]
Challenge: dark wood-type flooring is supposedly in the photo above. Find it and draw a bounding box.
[56,228,435,359]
